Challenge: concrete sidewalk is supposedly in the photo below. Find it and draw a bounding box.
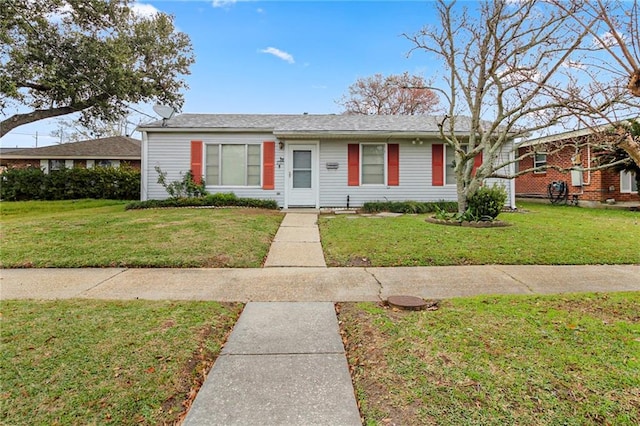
[182,302,361,426]
[2,265,639,301]
[264,213,326,267]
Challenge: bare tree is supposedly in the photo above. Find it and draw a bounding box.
[337,72,439,115]
[50,114,143,143]
[555,0,640,166]
[404,0,639,213]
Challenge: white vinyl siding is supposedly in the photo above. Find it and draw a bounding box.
[319,139,459,207]
[206,144,261,186]
[144,132,283,204]
[361,144,385,185]
[144,131,516,208]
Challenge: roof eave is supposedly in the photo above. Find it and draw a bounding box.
[274,131,446,140]
[137,126,275,133]
[1,155,141,160]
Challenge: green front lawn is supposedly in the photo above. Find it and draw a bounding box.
[0,300,242,425]
[340,292,640,425]
[0,200,283,268]
[320,203,640,266]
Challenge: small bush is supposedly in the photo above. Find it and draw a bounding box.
[155,166,207,199]
[0,166,140,201]
[125,193,278,210]
[361,200,458,214]
[467,185,508,220]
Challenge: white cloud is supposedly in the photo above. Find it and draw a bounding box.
[131,2,160,18]
[257,8,265,14]
[47,2,159,21]
[562,60,586,70]
[213,0,237,8]
[260,47,295,64]
[593,31,626,48]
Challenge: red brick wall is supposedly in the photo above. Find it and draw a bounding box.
[516,144,639,203]
[2,159,141,171]
[2,159,41,169]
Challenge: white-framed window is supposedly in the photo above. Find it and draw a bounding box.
[620,170,638,193]
[97,160,113,168]
[445,146,457,185]
[361,143,386,185]
[49,159,64,172]
[205,144,261,186]
[533,152,547,173]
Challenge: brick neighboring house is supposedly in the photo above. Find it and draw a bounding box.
[0,136,141,172]
[515,128,639,204]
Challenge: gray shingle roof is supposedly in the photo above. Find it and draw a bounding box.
[1,136,141,159]
[138,114,479,135]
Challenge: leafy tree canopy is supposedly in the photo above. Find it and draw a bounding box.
[0,0,194,137]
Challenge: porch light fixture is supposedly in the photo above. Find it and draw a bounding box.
[412,138,423,145]
[278,141,285,150]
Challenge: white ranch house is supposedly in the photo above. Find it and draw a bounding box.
[138,114,516,209]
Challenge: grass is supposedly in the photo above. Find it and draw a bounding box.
[339,292,640,425]
[0,200,283,268]
[0,300,242,425]
[320,202,640,266]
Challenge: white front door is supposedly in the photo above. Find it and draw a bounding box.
[287,144,318,207]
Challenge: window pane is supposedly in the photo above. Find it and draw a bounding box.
[361,144,384,184]
[533,152,547,173]
[205,144,219,185]
[247,145,261,186]
[445,146,456,185]
[293,150,311,169]
[293,170,312,188]
[221,145,245,185]
[633,173,638,192]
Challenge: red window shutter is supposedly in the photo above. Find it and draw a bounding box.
[190,140,203,184]
[262,141,275,190]
[348,144,360,186]
[388,144,399,186]
[432,144,444,186]
[472,151,483,177]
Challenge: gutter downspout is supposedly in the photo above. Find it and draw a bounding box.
[141,131,148,201]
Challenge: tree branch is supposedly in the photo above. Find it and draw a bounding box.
[0,94,110,137]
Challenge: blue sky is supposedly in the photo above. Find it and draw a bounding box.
[2,0,442,148]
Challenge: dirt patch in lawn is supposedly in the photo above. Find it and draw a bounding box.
[346,256,372,267]
[338,302,418,425]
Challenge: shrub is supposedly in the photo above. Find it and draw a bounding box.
[0,167,47,200]
[125,193,278,210]
[0,166,140,201]
[466,185,508,220]
[155,166,207,199]
[361,200,458,214]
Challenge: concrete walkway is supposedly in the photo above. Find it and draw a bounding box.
[183,302,361,426]
[264,213,326,267]
[3,265,639,301]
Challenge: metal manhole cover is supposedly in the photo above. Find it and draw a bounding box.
[387,295,431,311]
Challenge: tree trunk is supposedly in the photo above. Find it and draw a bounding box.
[618,133,640,168]
[457,180,468,214]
